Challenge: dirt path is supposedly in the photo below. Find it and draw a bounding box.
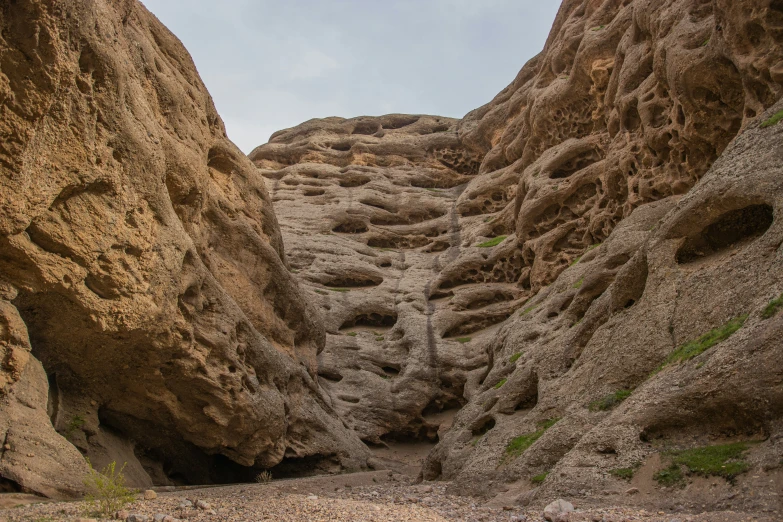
[2,470,777,522]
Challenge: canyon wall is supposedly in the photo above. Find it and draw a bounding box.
[0,0,367,497]
[253,0,783,512]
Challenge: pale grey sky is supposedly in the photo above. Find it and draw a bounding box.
[141,1,560,153]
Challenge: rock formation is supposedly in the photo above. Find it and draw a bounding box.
[0,0,367,497]
[2,0,783,514]
[251,0,783,513]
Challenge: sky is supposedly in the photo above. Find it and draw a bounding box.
[141,1,560,153]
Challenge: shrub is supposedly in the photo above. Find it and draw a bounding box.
[493,378,507,389]
[655,315,747,372]
[255,470,272,484]
[761,109,783,128]
[589,389,632,412]
[83,460,137,517]
[762,293,783,319]
[531,472,549,484]
[509,352,523,363]
[477,236,507,248]
[505,419,559,459]
[64,414,86,438]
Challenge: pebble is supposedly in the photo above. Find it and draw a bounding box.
[143,489,158,500]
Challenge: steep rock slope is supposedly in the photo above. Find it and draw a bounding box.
[0,0,367,496]
[256,0,783,513]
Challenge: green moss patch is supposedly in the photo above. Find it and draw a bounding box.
[509,352,523,363]
[531,472,549,484]
[573,277,584,289]
[654,464,684,486]
[345,332,358,337]
[477,236,508,248]
[456,337,472,343]
[656,315,747,372]
[589,389,632,412]
[655,442,751,486]
[520,304,538,316]
[505,419,559,459]
[609,464,639,480]
[761,109,783,128]
[762,293,783,319]
[493,378,507,389]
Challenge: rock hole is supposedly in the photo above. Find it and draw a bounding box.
[339,312,397,330]
[676,204,774,264]
[471,417,496,437]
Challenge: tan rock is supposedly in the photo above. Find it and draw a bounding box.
[0,0,367,495]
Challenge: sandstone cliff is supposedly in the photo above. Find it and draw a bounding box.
[251,0,783,513]
[0,0,367,497]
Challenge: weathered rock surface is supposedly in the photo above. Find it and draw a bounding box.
[253,0,783,515]
[249,115,494,443]
[0,0,367,496]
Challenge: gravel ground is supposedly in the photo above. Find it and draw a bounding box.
[1,472,777,522]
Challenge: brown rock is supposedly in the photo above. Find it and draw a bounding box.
[0,0,366,495]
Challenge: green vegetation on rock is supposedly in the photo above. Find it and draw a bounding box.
[494,378,507,389]
[655,315,747,372]
[477,236,507,248]
[761,109,783,128]
[589,389,633,412]
[762,293,783,319]
[505,419,559,459]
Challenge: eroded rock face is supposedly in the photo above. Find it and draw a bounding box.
[255,0,783,513]
[0,0,367,495]
[250,115,500,443]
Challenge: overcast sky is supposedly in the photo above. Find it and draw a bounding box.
[141,1,559,153]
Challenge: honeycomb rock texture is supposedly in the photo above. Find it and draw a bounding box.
[252,0,783,513]
[0,0,367,496]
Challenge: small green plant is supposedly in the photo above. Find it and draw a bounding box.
[520,304,538,316]
[589,389,633,412]
[505,419,559,459]
[494,378,508,389]
[761,110,783,128]
[762,293,783,319]
[509,352,523,363]
[610,462,641,480]
[345,332,357,337]
[573,277,584,289]
[477,236,508,248]
[328,287,351,293]
[701,38,710,46]
[375,336,385,342]
[456,337,472,343]
[569,256,582,267]
[531,472,549,484]
[255,470,272,484]
[655,315,747,372]
[64,414,86,438]
[83,460,137,517]
[591,25,606,31]
[654,463,684,486]
[314,289,328,295]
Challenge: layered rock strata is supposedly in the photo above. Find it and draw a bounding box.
[0,0,367,496]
